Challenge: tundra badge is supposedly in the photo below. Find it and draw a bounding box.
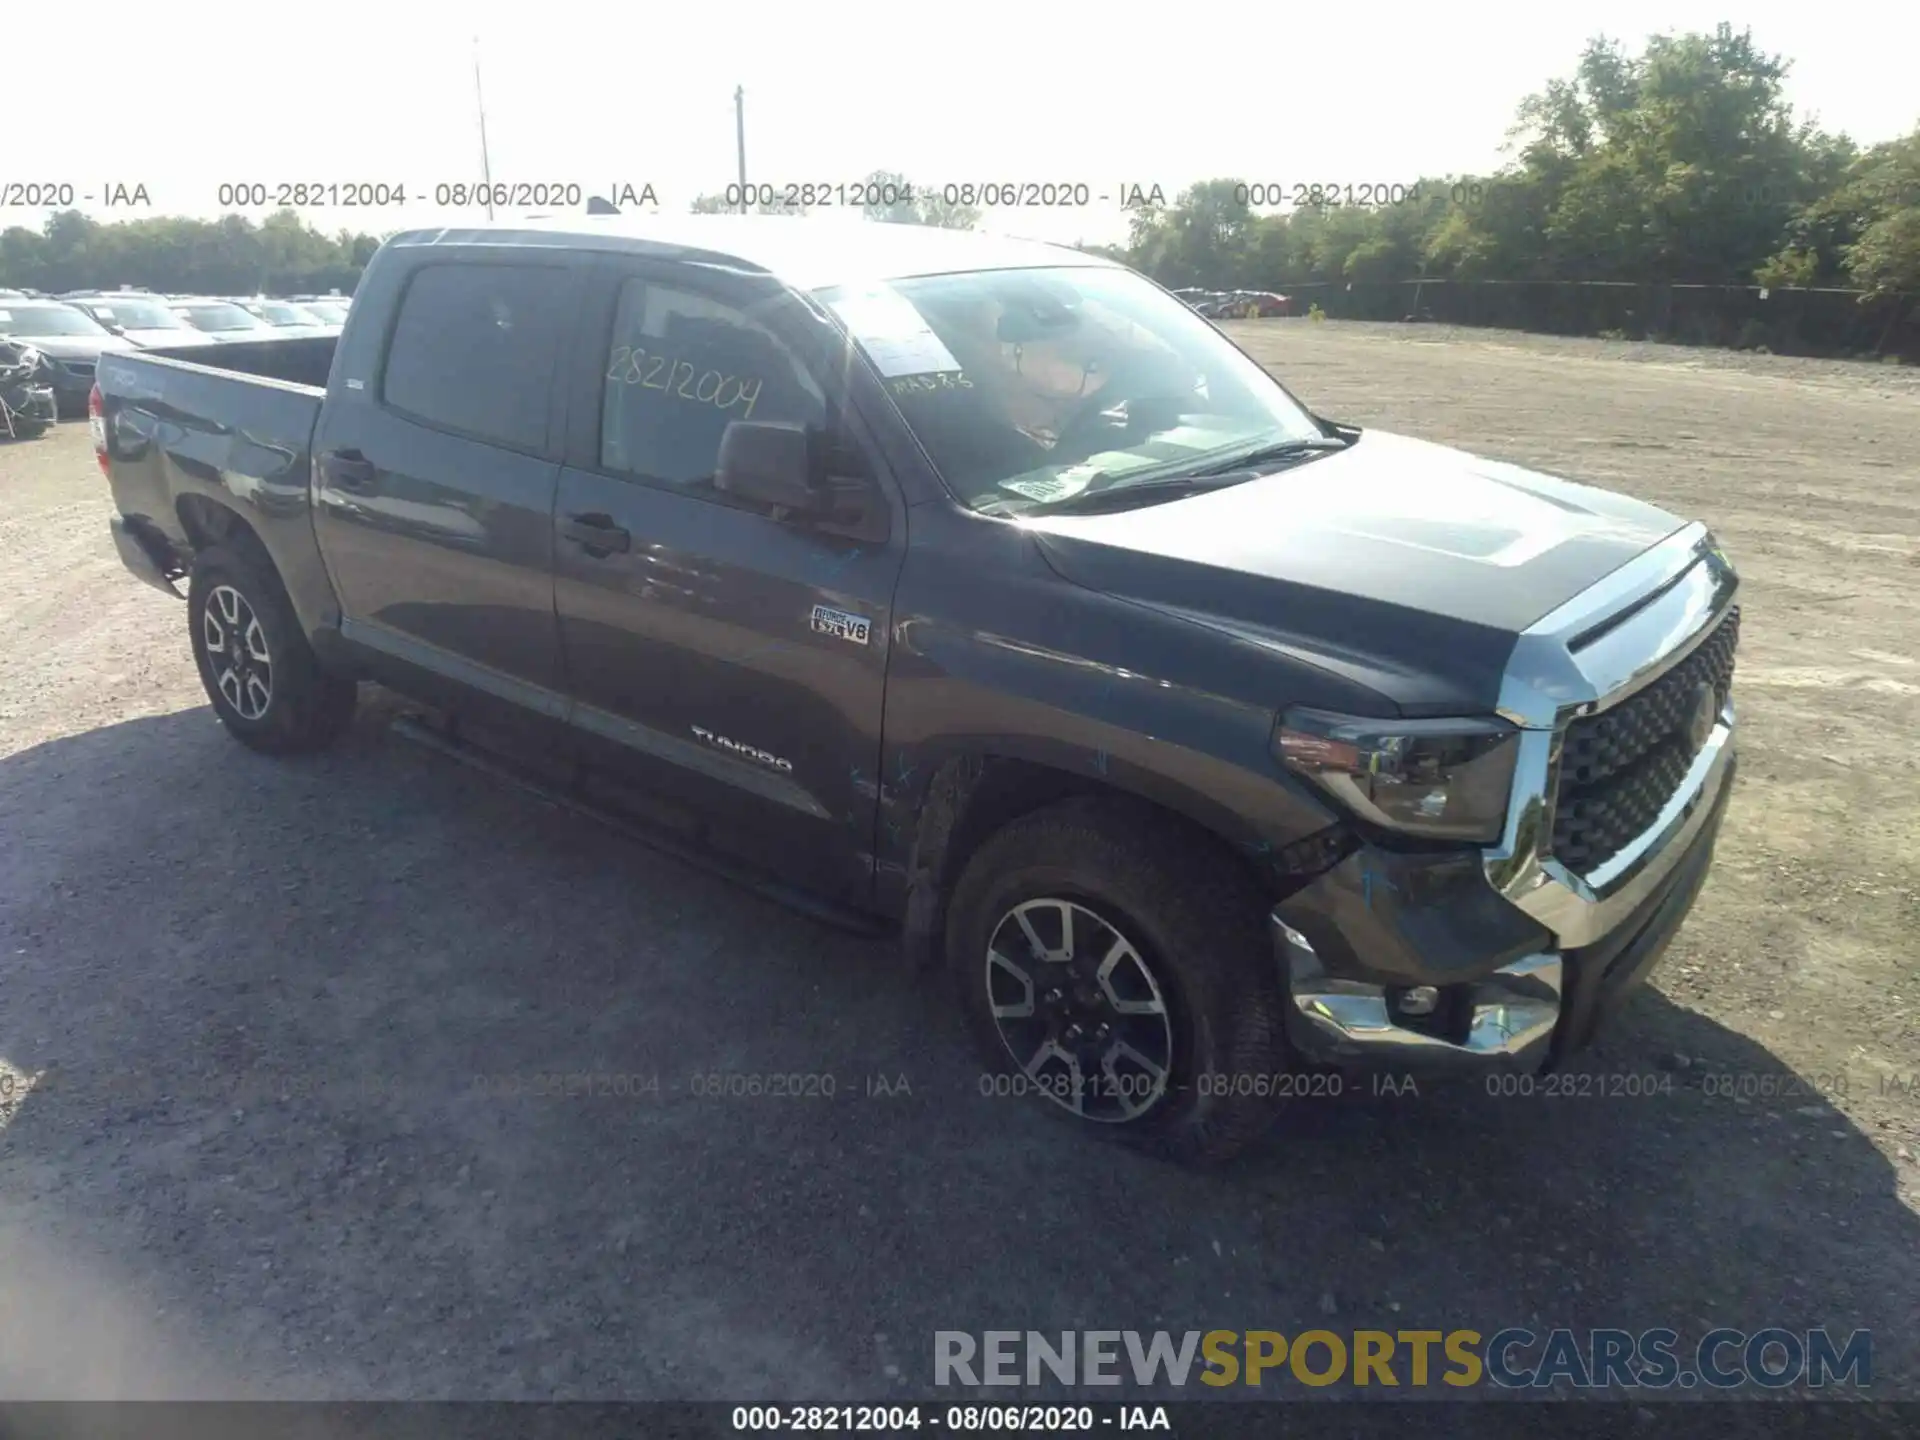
[810,605,872,646]
[690,725,794,773]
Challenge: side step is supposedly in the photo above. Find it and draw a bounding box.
[389,712,892,938]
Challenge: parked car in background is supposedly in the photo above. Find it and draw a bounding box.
[0,298,135,416]
[294,298,351,324]
[235,297,340,337]
[63,293,205,347]
[0,337,58,438]
[168,297,278,341]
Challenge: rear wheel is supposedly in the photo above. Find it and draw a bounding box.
[946,796,1289,1164]
[188,542,357,754]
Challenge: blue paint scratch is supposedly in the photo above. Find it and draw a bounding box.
[731,638,791,664]
[1092,749,1109,776]
[1360,861,1401,911]
[818,548,862,585]
[893,751,916,786]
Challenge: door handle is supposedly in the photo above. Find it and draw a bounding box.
[562,513,631,555]
[323,450,377,491]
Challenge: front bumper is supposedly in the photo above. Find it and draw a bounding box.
[39,361,99,414]
[3,384,57,427]
[1274,524,1740,1074]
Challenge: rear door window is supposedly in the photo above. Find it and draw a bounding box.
[383,263,572,453]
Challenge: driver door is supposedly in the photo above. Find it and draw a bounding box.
[551,257,909,903]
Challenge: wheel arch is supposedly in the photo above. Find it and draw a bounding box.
[175,492,345,658]
[177,492,268,564]
[899,750,1290,970]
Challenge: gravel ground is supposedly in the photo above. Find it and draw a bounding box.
[1,322,1916,1402]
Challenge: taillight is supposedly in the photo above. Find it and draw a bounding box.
[89,383,109,476]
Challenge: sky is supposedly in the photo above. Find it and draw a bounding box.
[9,0,1918,252]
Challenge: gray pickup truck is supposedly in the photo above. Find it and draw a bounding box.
[93,215,1740,1163]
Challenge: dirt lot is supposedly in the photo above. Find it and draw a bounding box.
[1,321,1915,1402]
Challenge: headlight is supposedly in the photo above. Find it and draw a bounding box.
[1274,708,1520,843]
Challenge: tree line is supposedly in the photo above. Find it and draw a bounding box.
[1,209,374,297]
[4,26,1914,351]
[1104,25,1917,311]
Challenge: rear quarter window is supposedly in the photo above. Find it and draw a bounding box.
[381,262,572,452]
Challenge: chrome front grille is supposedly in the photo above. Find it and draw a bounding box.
[1551,605,1740,873]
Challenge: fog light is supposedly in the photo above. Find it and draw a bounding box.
[1395,986,1440,1017]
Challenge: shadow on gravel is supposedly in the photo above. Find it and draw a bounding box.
[1,706,1914,1400]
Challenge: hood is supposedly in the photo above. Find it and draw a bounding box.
[118,327,200,347]
[12,334,136,360]
[1024,430,1687,715]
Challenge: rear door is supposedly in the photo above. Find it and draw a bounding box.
[312,253,583,726]
[550,256,909,903]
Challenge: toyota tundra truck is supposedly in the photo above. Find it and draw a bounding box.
[92,215,1740,1163]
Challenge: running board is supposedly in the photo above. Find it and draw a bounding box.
[388,712,892,938]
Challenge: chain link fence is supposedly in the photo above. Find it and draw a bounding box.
[1267,279,1919,361]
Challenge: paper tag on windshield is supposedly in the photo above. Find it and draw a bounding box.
[1000,464,1104,504]
[829,283,962,378]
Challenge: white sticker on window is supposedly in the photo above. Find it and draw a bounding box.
[828,283,962,378]
[999,465,1102,503]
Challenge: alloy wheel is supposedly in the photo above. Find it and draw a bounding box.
[983,897,1176,1123]
[202,583,273,721]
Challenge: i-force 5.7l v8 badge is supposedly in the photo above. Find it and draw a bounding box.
[810,605,872,646]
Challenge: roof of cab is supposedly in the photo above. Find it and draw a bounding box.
[381,213,1118,291]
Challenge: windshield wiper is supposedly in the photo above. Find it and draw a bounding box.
[1040,473,1262,515]
[1038,435,1354,516]
[1185,435,1352,478]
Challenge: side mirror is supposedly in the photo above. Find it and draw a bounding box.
[715,420,825,515]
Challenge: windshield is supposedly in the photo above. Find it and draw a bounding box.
[248,301,323,325]
[0,303,112,338]
[174,302,271,333]
[815,265,1324,515]
[303,301,349,323]
[78,299,191,330]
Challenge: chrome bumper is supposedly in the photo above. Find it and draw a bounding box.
[1281,525,1739,1072]
[1283,929,1563,1069]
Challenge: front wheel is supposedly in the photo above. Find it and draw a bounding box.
[188,542,357,754]
[945,796,1290,1164]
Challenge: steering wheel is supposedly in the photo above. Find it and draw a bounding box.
[1050,353,1205,456]
[1045,351,1158,453]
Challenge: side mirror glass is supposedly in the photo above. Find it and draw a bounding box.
[715,420,825,515]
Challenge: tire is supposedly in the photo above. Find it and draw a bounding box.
[188,541,357,755]
[945,795,1288,1165]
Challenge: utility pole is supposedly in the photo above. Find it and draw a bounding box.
[734,85,747,212]
[474,37,495,221]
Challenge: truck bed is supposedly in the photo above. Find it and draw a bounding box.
[131,333,339,390]
[95,338,340,624]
